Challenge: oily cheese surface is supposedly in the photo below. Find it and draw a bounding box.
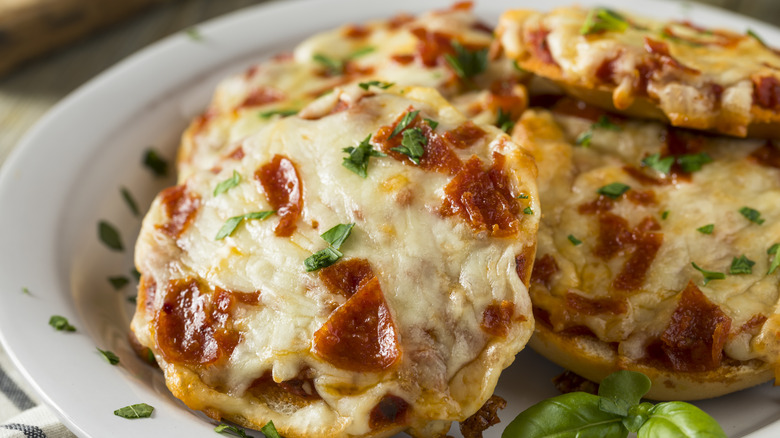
[497,6,780,137]
[177,4,526,182]
[512,102,780,399]
[130,86,538,438]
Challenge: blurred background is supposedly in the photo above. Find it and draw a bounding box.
[0,0,778,163]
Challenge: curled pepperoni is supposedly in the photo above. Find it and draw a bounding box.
[157,185,201,239]
[255,155,303,237]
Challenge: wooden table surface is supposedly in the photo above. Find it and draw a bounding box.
[0,0,779,165]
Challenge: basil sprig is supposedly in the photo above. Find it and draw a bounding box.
[391,128,427,164]
[215,211,275,240]
[445,40,488,79]
[304,223,355,272]
[342,134,386,178]
[691,262,725,285]
[597,182,630,199]
[390,110,419,138]
[503,370,726,438]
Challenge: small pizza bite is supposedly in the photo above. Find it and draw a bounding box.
[131,85,539,437]
[497,6,780,138]
[177,2,526,181]
[511,97,780,400]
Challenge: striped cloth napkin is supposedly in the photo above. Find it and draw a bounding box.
[0,346,76,438]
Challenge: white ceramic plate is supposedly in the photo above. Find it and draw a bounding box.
[1,0,779,436]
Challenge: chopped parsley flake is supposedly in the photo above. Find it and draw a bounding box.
[747,29,767,46]
[593,115,621,131]
[320,223,355,250]
[259,109,298,119]
[98,221,124,251]
[696,224,714,235]
[131,268,141,282]
[215,211,275,240]
[768,244,780,274]
[97,348,120,365]
[214,170,241,196]
[575,130,593,147]
[114,403,154,419]
[348,46,375,59]
[215,424,250,437]
[568,235,583,246]
[739,207,765,225]
[523,207,533,215]
[261,421,282,438]
[184,27,202,41]
[729,255,755,275]
[517,193,529,199]
[678,152,713,173]
[581,8,630,35]
[22,287,30,295]
[691,262,725,285]
[313,53,344,75]
[496,108,516,133]
[142,148,168,177]
[390,110,420,138]
[358,80,394,91]
[342,134,386,178]
[642,153,675,175]
[391,127,427,164]
[597,182,630,199]
[49,315,76,332]
[662,210,670,220]
[304,223,355,272]
[424,118,439,130]
[121,187,141,217]
[108,276,130,290]
[445,40,488,79]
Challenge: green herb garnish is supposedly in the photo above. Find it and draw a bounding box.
[523,207,533,215]
[444,40,488,79]
[143,148,168,177]
[730,255,755,275]
[691,262,726,285]
[517,193,529,199]
[215,211,275,240]
[98,221,123,251]
[121,187,141,217]
[261,421,282,438]
[696,224,714,235]
[739,206,765,225]
[214,170,241,197]
[575,130,593,147]
[185,27,202,41]
[497,108,515,133]
[114,403,154,419]
[642,153,675,175]
[424,118,439,130]
[215,423,250,437]
[22,287,30,295]
[131,268,141,282]
[49,315,76,332]
[391,127,427,164]
[259,109,298,119]
[358,80,394,91]
[748,29,767,46]
[313,53,344,75]
[348,46,375,59]
[678,152,713,173]
[97,348,120,365]
[390,110,419,138]
[568,235,583,246]
[503,370,725,438]
[593,115,621,131]
[662,210,670,220]
[342,134,386,178]
[304,223,355,272]
[108,276,130,290]
[597,182,630,199]
[581,8,630,35]
[769,243,780,275]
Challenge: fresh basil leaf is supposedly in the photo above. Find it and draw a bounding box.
[214,170,242,196]
[120,187,141,217]
[304,247,343,272]
[320,223,355,250]
[143,148,168,177]
[502,392,628,438]
[523,207,533,215]
[691,262,725,285]
[593,115,621,131]
[624,402,654,433]
[391,127,427,164]
[358,80,394,91]
[259,109,298,119]
[769,243,780,254]
[215,423,250,437]
[49,315,76,332]
[598,370,651,417]
[696,224,714,235]
[568,234,582,246]
[313,53,343,75]
[114,403,154,419]
[108,276,130,290]
[581,8,630,35]
[677,153,712,173]
[642,153,675,175]
[97,348,120,365]
[576,129,593,147]
[424,118,439,130]
[638,402,726,438]
[261,420,282,438]
[769,244,780,275]
[496,108,516,133]
[348,46,375,59]
[445,40,488,79]
[729,255,755,275]
[342,135,386,178]
[390,110,420,138]
[597,182,630,199]
[99,220,124,251]
[739,206,765,225]
[215,211,275,240]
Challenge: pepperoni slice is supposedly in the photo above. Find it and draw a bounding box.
[531,254,559,289]
[238,86,284,109]
[369,395,410,430]
[157,185,201,239]
[312,277,400,372]
[481,300,520,337]
[256,155,303,237]
[319,258,374,298]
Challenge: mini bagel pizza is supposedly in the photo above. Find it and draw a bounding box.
[497,6,780,138]
[130,85,539,437]
[511,97,780,400]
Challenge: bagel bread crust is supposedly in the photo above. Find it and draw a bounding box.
[512,106,780,400]
[497,7,780,138]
